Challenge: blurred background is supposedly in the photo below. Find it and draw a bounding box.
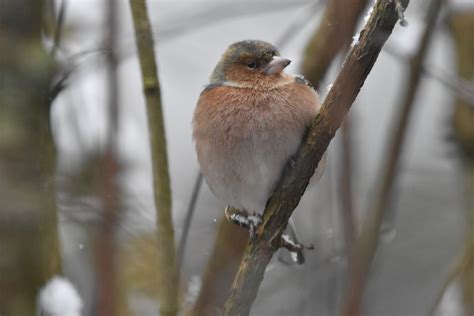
[1,0,473,315]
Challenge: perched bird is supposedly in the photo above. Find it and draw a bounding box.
[193,40,323,246]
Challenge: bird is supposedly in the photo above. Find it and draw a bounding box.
[193,40,324,252]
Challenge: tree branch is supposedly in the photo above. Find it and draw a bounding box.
[449,9,474,316]
[177,171,203,280]
[221,1,410,315]
[129,1,178,315]
[95,0,121,314]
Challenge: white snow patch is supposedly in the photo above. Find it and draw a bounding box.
[37,276,83,316]
[364,6,374,23]
[351,33,360,48]
[326,83,334,94]
[364,0,378,24]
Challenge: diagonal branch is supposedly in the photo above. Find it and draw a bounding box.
[221,1,410,315]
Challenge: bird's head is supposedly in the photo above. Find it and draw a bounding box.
[210,40,291,87]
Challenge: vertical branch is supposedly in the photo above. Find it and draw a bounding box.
[221,1,410,315]
[0,0,62,314]
[129,1,179,315]
[449,9,474,316]
[189,218,248,316]
[177,172,203,277]
[95,0,121,314]
[340,0,443,315]
[340,120,357,251]
[301,0,369,89]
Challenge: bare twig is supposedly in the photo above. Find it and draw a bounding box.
[51,0,67,56]
[340,119,357,251]
[177,172,203,278]
[155,0,317,41]
[60,0,317,66]
[301,0,369,89]
[95,0,121,314]
[340,0,443,315]
[220,1,410,315]
[383,45,474,105]
[129,1,178,315]
[448,10,474,315]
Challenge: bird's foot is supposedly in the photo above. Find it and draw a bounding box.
[225,206,262,241]
[280,234,314,265]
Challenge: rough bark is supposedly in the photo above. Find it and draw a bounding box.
[221,1,410,315]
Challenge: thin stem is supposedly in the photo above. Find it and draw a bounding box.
[95,0,120,314]
[177,172,203,279]
[340,119,357,252]
[129,1,178,315]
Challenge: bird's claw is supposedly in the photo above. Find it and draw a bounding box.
[225,206,262,240]
[280,234,314,265]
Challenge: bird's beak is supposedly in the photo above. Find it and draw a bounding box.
[265,56,291,75]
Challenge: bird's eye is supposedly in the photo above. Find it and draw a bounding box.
[246,61,257,69]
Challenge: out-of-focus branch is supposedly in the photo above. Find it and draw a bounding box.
[51,0,67,56]
[129,1,178,315]
[340,120,357,250]
[301,0,369,89]
[340,0,443,315]
[383,44,474,106]
[95,0,121,314]
[0,0,62,314]
[301,0,369,255]
[177,172,203,278]
[221,1,410,315]
[448,9,474,316]
[274,1,323,48]
[461,162,474,315]
[187,217,248,316]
